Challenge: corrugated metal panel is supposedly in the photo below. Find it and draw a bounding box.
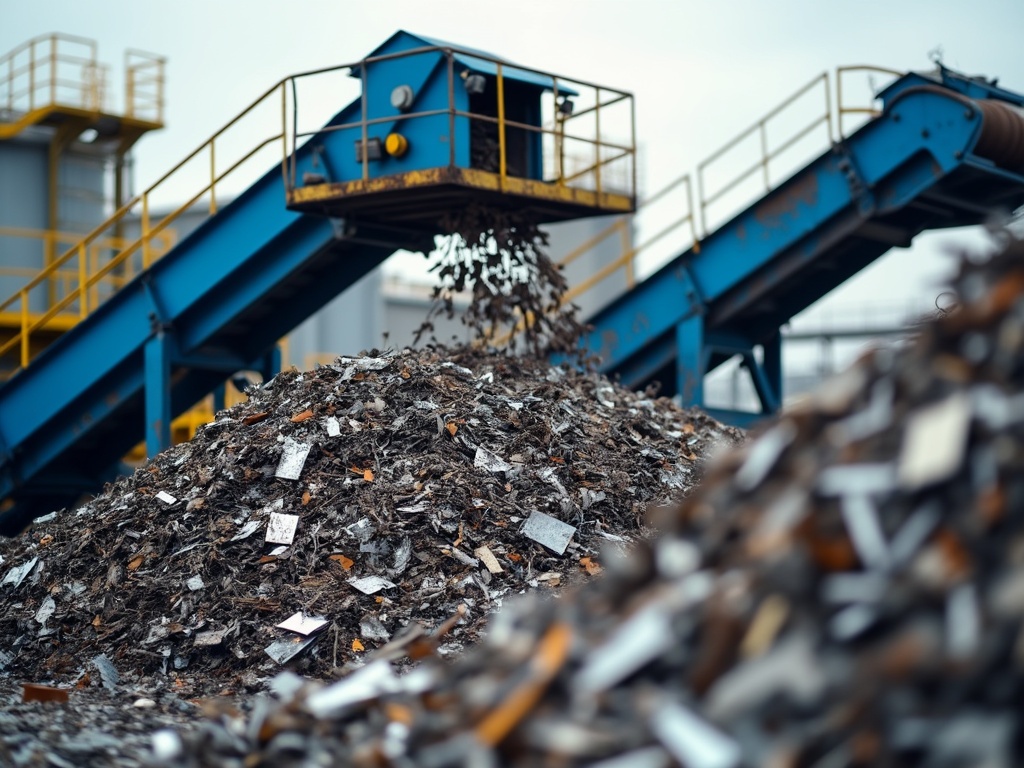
[0,140,49,308]
[58,150,106,232]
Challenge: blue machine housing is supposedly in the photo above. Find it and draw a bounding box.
[286,31,622,229]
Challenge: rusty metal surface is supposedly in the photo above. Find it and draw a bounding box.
[975,99,1024,172]
[286,167,634,228]
[753,172,820,226]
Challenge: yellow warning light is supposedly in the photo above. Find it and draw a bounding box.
[385,133,409,157]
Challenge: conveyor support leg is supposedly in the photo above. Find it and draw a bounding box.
[213,384,227,414]
[260,345,281,383]
[145,331,171,457]
[675,315,706,407]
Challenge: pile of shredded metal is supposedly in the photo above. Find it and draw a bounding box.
[0,347,736,709]
[418,205,588,356]
[154,237,1024,767]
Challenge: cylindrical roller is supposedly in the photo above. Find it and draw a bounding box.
[974,99,1024,173]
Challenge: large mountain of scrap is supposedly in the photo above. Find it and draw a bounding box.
[0,348,737,705]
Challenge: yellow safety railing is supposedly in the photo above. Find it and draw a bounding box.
[0,33,165,134]
[697,65,903,233]
[559,172,700,304]
[125,48,166,124]
[0,33,101,115]
[500,65,905,341]
[0,226,176,322]
[284,46,634,196]
[835,65,905,138]
[0,44,634,374]
[697,72,832,233]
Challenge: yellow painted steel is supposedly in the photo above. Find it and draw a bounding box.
[141,195,152,268]
[497,63,506,190]
[594,87,602,200]
[209,140,218,215]
[77,244,87,319]
[288,166,634,212]
[0,225,175,366]
[0,225,174,299]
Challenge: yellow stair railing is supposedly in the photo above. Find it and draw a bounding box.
[0,226,176,334]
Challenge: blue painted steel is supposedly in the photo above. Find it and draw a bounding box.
[144,331,171,457]
[290,31,559,189]
[586,71,1024,423]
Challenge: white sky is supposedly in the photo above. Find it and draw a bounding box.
[4,0,1024,362]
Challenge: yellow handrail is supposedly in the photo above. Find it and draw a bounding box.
[836,65,904,138]
[697,71,830,233]
[0,225,176,307]
[0,34,165,142]
[497,65,904,344]
[284,45,635,195]
[125,48,166,123]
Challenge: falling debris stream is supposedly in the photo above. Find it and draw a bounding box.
[417,205,590,357]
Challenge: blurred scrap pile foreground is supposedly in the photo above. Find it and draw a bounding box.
[155,237,1024,768]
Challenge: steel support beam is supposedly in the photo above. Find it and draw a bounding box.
[260,345,282,382]
[675,315,706,407]
[758,330,783,412]
[144,330,172,457]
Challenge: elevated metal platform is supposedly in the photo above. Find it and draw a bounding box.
[579,65,1024,426]
[0,32,635,534]
[0,34,164,145]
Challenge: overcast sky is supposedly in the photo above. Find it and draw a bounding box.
[4,0,1024,350]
